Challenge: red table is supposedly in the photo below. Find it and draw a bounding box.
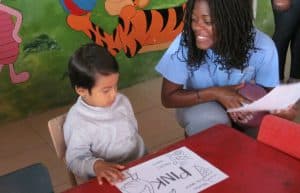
[63,125,300,193]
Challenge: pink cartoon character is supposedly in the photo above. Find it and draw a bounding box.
[0,2,29,84]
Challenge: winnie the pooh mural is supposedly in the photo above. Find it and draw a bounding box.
[60,0,185,57]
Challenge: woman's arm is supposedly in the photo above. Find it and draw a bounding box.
[263,87,299,121]
[161,78,247,109]
[161,78,208,107]
[271,104,299,120]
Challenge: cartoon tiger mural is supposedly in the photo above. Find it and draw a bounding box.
[60,0,185,57]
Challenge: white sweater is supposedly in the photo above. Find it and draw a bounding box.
[64,93,146,179]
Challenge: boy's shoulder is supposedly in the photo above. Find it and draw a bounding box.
[65,97,80,115]
[64,97,88,125]
[115,93,132,107]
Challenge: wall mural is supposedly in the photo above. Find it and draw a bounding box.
[0,0,186,124]
[60,0,185,57]
[0,0,274,124]
[0,3,30,84]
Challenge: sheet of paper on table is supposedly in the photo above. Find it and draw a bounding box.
[115,146,228,193]
[228,82,300,112]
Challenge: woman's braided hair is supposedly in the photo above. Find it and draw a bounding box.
[180,0,255,72]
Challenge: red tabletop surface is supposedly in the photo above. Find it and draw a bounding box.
[62,124,300,193]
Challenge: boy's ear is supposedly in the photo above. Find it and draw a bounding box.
[75,86,87,97]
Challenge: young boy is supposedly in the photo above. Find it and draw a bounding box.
[64,43,146,185]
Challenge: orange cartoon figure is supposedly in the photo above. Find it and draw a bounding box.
[60,0,185,57]
[104,0,150,16]
[0,2,29,84]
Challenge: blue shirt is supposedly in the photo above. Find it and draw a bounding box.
[155,29,279,89]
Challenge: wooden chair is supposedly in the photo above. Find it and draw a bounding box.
[257,114,300,159]
[48,114,77,186]
[0,163,53,193]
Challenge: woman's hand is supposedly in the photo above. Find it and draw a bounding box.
[270,104,299,121]
[94,160,125,185]
[273,0,291,11]
[214,83,253,123]
[214,83,247,109]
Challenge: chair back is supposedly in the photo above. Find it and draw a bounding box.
[48,114,67,159]
[48,114,77,186]
[0,163,53,193]
[258,114,300,159]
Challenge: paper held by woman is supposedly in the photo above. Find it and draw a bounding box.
[228,82,300,112]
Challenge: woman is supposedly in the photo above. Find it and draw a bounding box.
[272,0,300,82]
[155,0,297,136]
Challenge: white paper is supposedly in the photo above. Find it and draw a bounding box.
[115,146,228,193]
[228,82,300,112]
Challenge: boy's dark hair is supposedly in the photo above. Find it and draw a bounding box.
[68,43,119,93]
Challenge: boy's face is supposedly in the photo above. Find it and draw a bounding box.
[76,73,119,107]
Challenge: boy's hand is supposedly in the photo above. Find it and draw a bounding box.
[93,160,125,185]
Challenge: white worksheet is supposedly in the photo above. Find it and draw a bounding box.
[228,82,300,112]
[115,146,228,193]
